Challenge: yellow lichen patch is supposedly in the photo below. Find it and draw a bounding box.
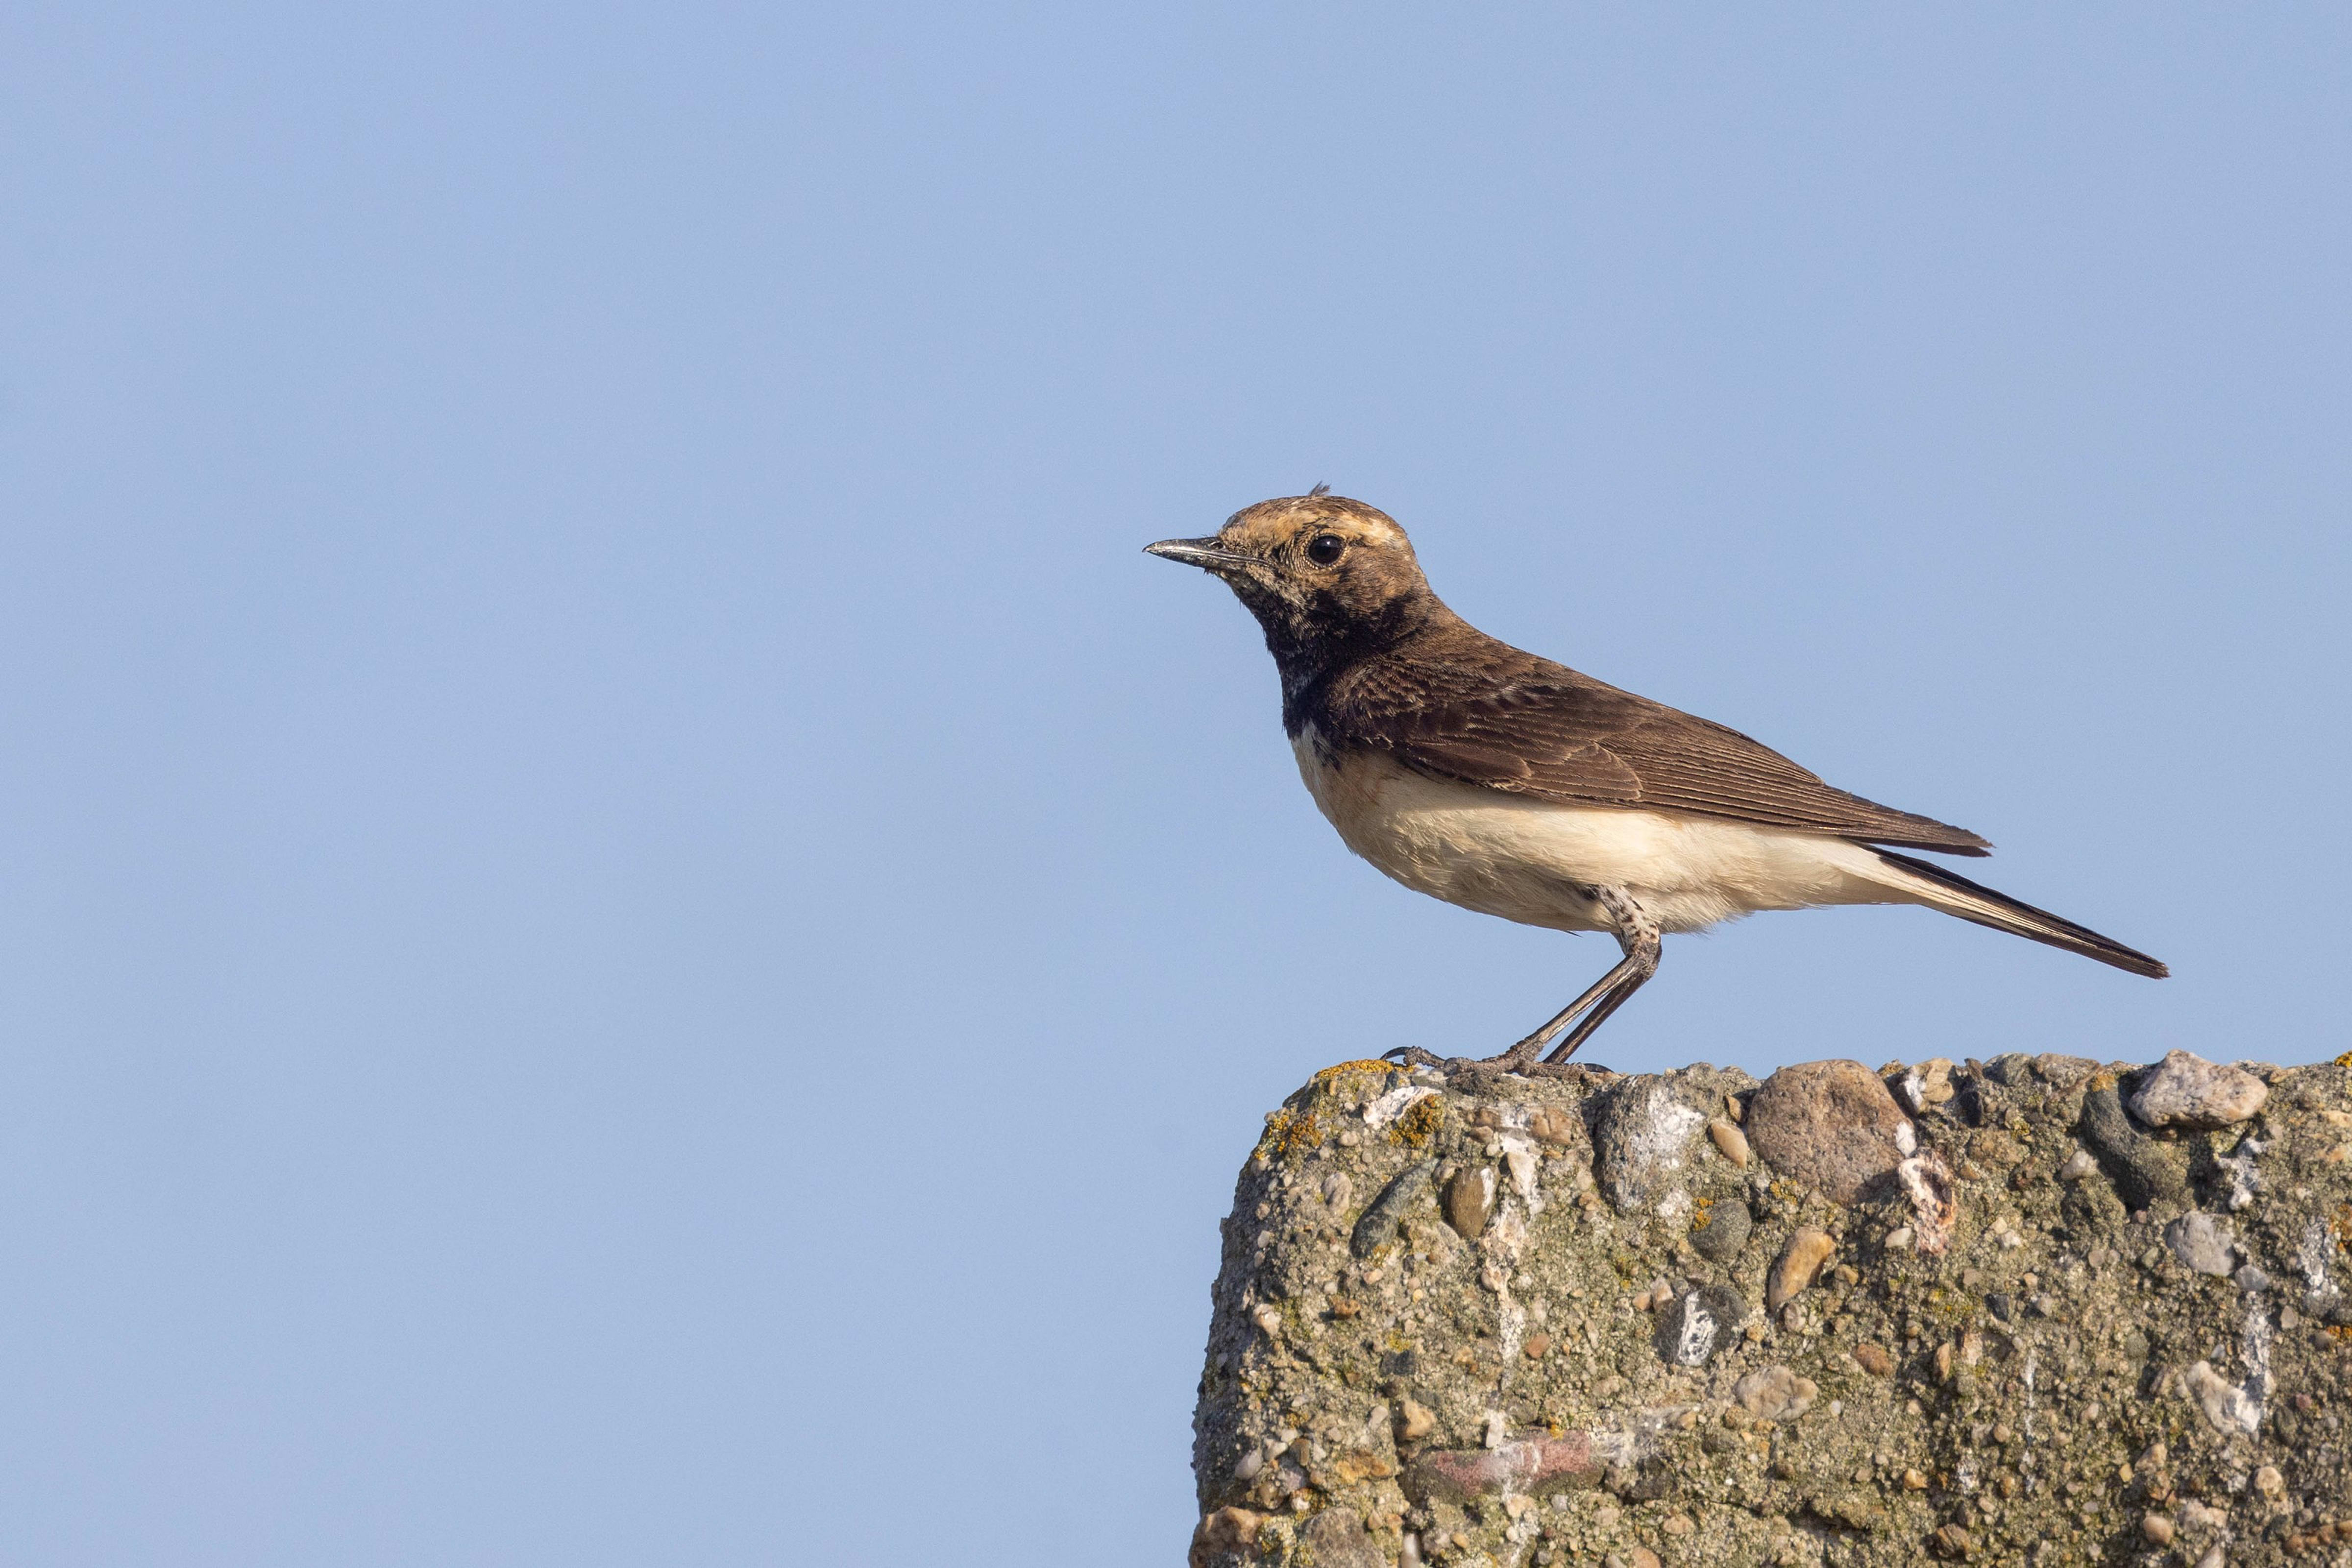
[1691,1196,1717,1232]
[1390,1095,1443,1147]
[1258,1106,1325,1160]
[1311,1059,1396,1089]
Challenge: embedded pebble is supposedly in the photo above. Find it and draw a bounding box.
[2131,1050,2270,1131]
[1444,1164,1497,1240]
[1687,1197,1751,1264]
[1854,1343,1895,1376]
[1745,1060,1912,1204]
[1191,1507,1264,1560]
[1894,1057,1955,1113]
[1733,1364,1818,1422]
[1349,1159,1435,1258]
[1525,1107,1580,1148]
[2183,1360,2260,1436]
[1300,1508,1383,1568]
[1502,1145,1537,1198]
[2081,1075,2190,1208]
[1655,1283,1747,1367]
[1969,1129,2023,1169]
[1767,1227,1838,1310]
[2165,1211,2238,1277]
[2180,1499,2227,1531]
[1706,1117,1750,1167]
[2036,1054,2100,1090]
[2058,1148,2098,1182]
[1591,1077,1708,1213]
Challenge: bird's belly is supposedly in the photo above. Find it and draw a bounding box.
[1292,735,1897,934]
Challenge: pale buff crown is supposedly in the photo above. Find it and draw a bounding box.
[1215,493,1421,575]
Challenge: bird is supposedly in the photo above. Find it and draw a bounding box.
[1145,488,2166,1076]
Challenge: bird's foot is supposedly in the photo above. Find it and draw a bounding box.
[1510,1059,1618,1083]
[1381,1045,1470,1073]
[1379,1045,1617,1083]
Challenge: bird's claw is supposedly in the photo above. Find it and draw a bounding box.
[1380,1044,1616,1083]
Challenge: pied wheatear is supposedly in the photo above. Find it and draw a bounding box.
[1147,489,2164,1075]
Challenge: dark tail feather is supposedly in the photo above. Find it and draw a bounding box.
[1873,849,2169,979]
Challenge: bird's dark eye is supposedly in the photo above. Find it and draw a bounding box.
[1305,533,1346,566]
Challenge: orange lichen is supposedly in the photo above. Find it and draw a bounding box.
[1259,1106,1324,1160]
[1390,1096,1443,1147]
[1311,1059,1396,1089]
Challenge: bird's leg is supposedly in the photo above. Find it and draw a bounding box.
[1380,971,1621,1077]
[1484,963,1633,1070]
[1381,887,1660,1080]
[1540,890,1661,1065]
[1538,966,1644,1063]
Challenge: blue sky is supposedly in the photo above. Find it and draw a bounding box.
[2,5,2346,1563]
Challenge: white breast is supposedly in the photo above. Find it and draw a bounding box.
[1290,727,1907,934]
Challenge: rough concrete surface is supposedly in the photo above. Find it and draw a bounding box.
[1191,1051,2352,1568]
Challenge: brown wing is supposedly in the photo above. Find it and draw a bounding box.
[1322,643,1993,856]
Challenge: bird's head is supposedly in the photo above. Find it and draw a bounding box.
[1146,490,1442,671]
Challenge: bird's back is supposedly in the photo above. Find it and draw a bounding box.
[1296,619,1993,856]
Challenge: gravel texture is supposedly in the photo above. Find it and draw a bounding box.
[1191,1050,2352,1568]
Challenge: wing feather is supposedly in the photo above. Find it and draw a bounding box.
[1319,645,1991,855]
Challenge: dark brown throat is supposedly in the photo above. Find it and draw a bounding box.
[1268,590,1457,735]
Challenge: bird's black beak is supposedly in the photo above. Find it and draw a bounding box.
[1145,536,1255,574]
